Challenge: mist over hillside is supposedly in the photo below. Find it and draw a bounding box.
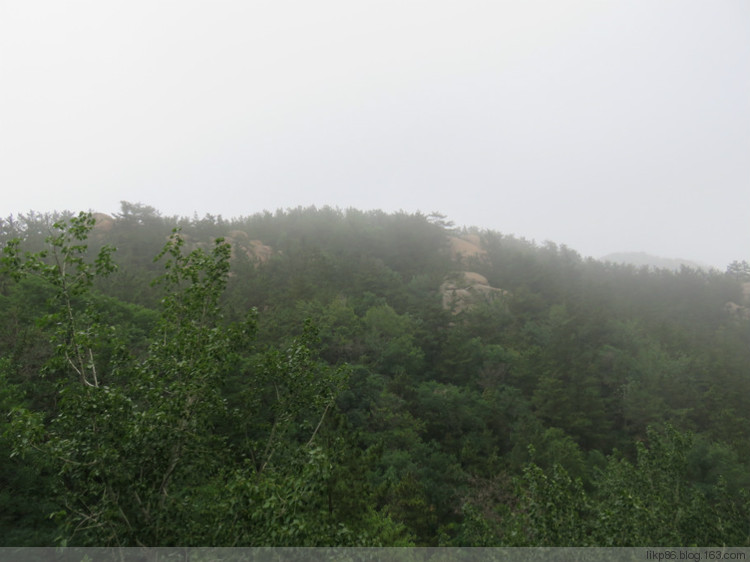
[599,252,715,272]
[2,0,747,547]
[1,204,749,547]
[4,2,748,271]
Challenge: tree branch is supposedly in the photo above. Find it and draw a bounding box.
[306,401,331,448]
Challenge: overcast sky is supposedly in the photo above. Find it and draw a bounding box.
[1,1,748,267]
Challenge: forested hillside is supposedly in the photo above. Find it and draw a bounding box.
[1,203,749,546]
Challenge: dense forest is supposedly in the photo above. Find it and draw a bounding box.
[1,203,749,547]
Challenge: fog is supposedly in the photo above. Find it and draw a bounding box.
[1,1,748,267]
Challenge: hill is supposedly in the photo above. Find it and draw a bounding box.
[0,203,749,546]
[600,251,713,272]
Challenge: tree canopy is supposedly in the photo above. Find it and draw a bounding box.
[1,204,748,546]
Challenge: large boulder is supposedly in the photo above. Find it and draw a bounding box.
[440,271,507,314]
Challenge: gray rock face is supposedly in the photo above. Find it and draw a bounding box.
[440,271,507,314]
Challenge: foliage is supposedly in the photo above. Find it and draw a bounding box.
[1,204,748,546]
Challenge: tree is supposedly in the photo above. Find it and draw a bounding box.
[496,426,750,546]
[726,260,750,282]
[3,222,246,544]
[3,217,400,545]
[2,212,118,387]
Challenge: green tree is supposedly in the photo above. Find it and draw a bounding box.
[3,217,399,545]
[2,212,118,387]
[497,426,750,546]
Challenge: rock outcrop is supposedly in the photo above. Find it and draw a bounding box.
[225,230,273,263]
[725,301,750,320]
[91,213,114,233]
[448,234,486,261]
[725,281,750,320]
[440,271,507,314]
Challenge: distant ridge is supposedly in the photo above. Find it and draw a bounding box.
[599,252,713,272]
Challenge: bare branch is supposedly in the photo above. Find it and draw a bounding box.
[306,402,331,448]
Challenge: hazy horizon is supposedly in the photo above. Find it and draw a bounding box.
[2,1,748,268]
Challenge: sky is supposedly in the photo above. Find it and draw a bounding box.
[1,1,748,267]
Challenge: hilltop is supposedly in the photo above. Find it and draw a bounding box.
[599,251,714,272]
